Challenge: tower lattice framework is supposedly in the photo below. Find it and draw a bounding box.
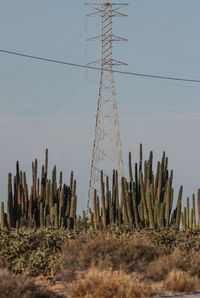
[86,2,128,206]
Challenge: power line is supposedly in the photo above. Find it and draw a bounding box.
[1,49,200,83]
[0,30,85,111]
[0,52,86,129]
[0,9,82,84]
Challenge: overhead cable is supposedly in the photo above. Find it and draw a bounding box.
[1,49,200,83]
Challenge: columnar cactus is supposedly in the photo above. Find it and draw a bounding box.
[1,202,4,229]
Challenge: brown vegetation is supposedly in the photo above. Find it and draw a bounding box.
[0,269,60,298]
[164,270,198,293]
[61,234,166,273]
[1,229,200,297]
[69,268,160,298]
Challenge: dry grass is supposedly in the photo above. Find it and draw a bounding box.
[146,248,190,281]
[2,229,200,297]
[164,269,199,293]
[69,268,161,298]
[61,234,166,274]
[0,269,61,298]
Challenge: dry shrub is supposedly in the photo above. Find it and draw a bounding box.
[0,269,60,298]
[146,248,190,281]
[69,268,161,298]
[164,270,198,293]
[189,251,200,277]
[61,234,165,273]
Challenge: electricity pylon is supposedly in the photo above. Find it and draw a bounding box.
[86,2,128,207]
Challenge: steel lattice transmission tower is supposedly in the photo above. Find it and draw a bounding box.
[86,2,128,207]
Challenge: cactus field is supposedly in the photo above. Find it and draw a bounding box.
[1,145,200,297]
[1,145,200,231]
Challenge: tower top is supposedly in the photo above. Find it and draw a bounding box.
[85,3,128,17]
[86,2,128,69]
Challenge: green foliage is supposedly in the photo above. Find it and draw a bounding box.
[0,149,77,230]
[1,145,200,234]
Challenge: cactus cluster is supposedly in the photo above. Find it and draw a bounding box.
[91,144,184,230]
[180,191,200,230]
[1,149,77,229]
[1,145,200,232]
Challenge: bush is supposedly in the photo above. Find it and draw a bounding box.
[69,268,161,298]
[164,270,198,293]
[61,234,165,274]
[0,269,61,298]
[146,248,190,281]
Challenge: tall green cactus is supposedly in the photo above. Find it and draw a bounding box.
[7,173,13,228]
[198,189,200,228]
[175,186,183,229]
[1,202,4,229]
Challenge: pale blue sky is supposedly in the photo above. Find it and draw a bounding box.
[0,0,200,212]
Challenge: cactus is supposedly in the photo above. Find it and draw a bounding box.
[7,173,13,228]
[165,179,171,227]
[192,194,196,228]
[54,203,58,228]
[198,189,200,228]
[2,145,200,232]
[131,181,139,229]
[146,182,155,229]
[93,189,97,229]
[40,202,44,227]
[186,197,190,228]
[129,152,133,181]
[1,202,4,229]
[139,143,143,172]
[175,186,183,229]
[45,148,48,177]
[139,172,148,225]
[100,171,107,229]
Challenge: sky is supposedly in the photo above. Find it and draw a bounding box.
[0,0,200,212]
